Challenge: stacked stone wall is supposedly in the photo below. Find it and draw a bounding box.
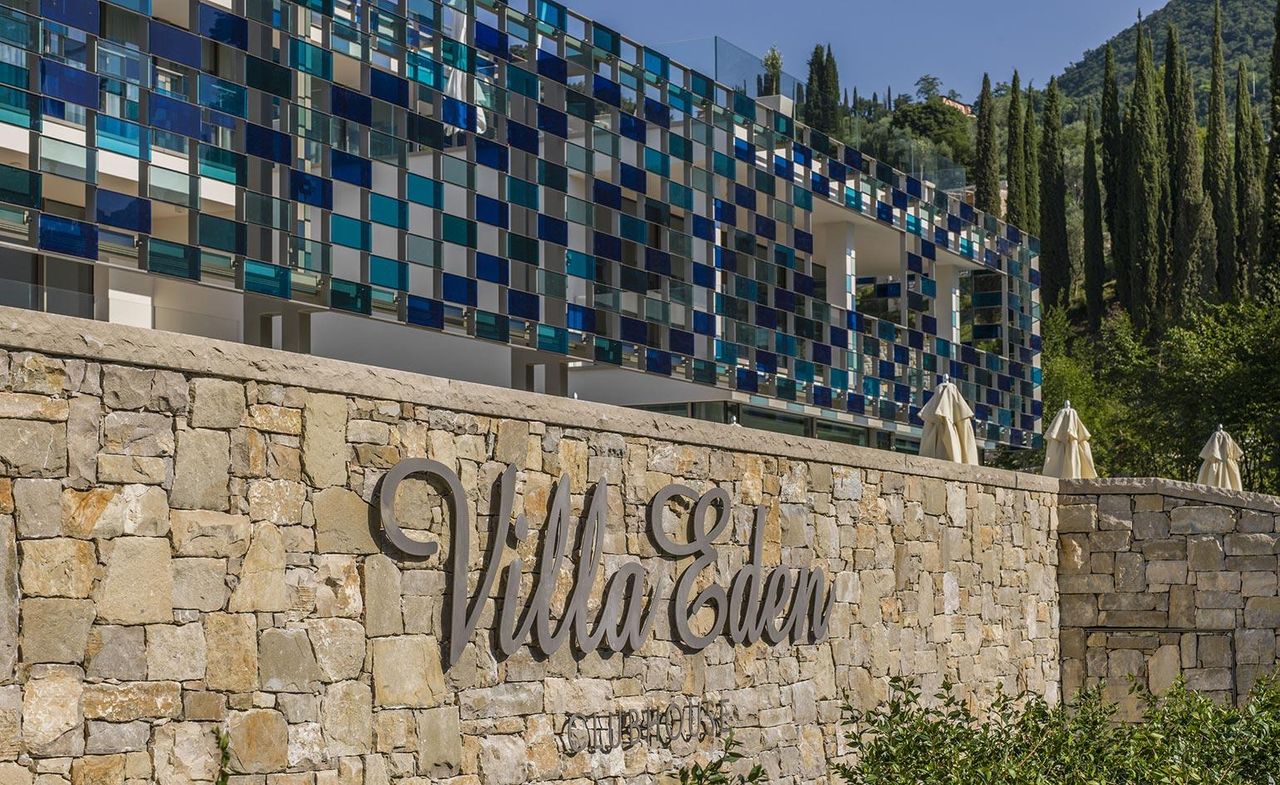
[1058,478,1280,718]
[0,308,1059,784]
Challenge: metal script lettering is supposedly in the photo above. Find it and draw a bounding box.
[559,699,729,755]
[378,459,835,667]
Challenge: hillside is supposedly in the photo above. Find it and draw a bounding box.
[1058,0,1273,101]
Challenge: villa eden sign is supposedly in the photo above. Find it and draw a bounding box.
[378,458,836,667]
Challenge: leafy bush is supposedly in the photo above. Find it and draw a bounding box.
[678,734,766,785]
[835,675,1280,785]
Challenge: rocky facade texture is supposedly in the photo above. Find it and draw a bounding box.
[0,309,1059,784]
[1058,478,1280,718]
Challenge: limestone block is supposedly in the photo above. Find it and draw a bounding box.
[84,721,148,755]
[304,618,366,682]
[1187,535,1225,571]
[14,479,62,538]
[22,665,84,757]
[311,556,362,618]
[313,488,378,554]
[258,628,321,692]
[202,613,258,692]
[152,722,220,784]
[0,420,66,478]
[63,486,168,539]
[70,754,125,785]
[146,623,206,681]
[321,681,373,756]
[170,510,250,557]
[0,685,19,759]
[416,706,462,775]
[95,537,172,624]
[287,721,325,769]
[0,393,68,421]
[228,523,288,613]
[102,412,174,457]
[169,430,230,511]
[1225,533,1279,556]
[20,538,95,597]
[0,517,16,680]
[1245,597,1280,628]
[65,397,101,490]
[85,626,145,680]
[190,379,246,430]
[246,405,302,436]
[1056,504,1097,533]
[172,558,229,612]
[303,394,348,487]
[226,709,288,774]
[477,735,528,785]
[101,367,152,410]
[247,480,305,526]
[1170,505,1236,535]
[20,599,95,663]
[0,763,30,785]
[372,637,444,707]
[363,554,403,637]
[82,682,182,722]
[95,455,167,486]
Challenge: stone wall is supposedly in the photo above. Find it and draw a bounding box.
[0,308,1060,784]
[1059,478,1280,718]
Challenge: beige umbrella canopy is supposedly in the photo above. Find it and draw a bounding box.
[1197,425,1244,491]
[1042,401,1098,480]
[919,377,980,465]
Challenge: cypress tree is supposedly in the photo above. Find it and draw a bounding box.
[1165,27,1211,322]
[1039,78,1069,309]
[1205,0,1237,298]
[1102,44,1128,311]
[803,45,827,131]
[1265,0,1280,299]
[1123,18,1167,335]
[974,74,1000,215]
[824,45,840,134]
[1236,64,1265,297]
[1083,110,1106,331]
[1005,72,1026,229]
[1024,97,1040,237]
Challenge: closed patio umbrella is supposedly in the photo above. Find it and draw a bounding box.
[919,377,980,465]
[1197,425,1244,491]
[1043,401,1098,480]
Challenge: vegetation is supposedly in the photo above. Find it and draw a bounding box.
[761,47,783,97]
[677,734,766,785]
[973,74,1000,214]
[834,676,1280,785]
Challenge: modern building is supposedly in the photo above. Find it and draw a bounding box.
[0,0,1043,452]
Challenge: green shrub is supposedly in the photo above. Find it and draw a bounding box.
[835,675,1280,784]
[679,733,767,785]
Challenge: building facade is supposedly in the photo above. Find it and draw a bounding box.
[0,0,1042,451]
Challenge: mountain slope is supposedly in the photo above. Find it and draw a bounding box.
[1058,0,1273,101]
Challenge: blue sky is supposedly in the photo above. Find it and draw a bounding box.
[566,0,1156,102]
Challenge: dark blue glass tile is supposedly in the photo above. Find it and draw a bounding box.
[620,316,647,344]
[407,295,444,329]
[566,303,595,332]
[755,215,776,240]
[692,263,714,288]
[644,248,670,276]
[198,4,248,49]
[370,69,409,107]
[97,190,150,233]
[331,85,372,125]
[474,22,508,59]
[537,105,568,137]
[150,21,202,69]
[330,149,372,188]
[644,97,670,128]
[593,180,622,209]
[620,163,646,193]
[473,252,508,284]
[713,200,736,226]
[692,215,714,241]
[593,75,621,107]
[538,215,568,246]
[246,123,292,165]
[619,114,646,143]
[475,196,508,228]
[794,229,813,254]
[536,50,567,83]
[507,120,538,154]
[736,367,758,393]
[442,96,475,132]
[669,329,694,356]
[507,289,539,320]
[645,349,671,376]
[734,184,754,210]
[42,0,98,32]
[290,171,332,209]
[593,232,621,261]
[39,215,97,259]
[41,60,96,108]
[442,273,477,306]
[475,138,508,171]
[755,307,777,330]
[693,310,715,336]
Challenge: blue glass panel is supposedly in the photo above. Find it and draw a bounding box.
[246,123,292,165]
[369,194,407,229]
[148,239,199,280]
[39,215,97,259]
[370,256,408,290]
[474,138,508,171]
[198,4,248,49]
[290,171,332,209]
[331,86,372,125]
[537,105,568,137]
[96,116,146,158]
[536,50,566,83]
[150,21,202,69]
[96,190,150,233]
[441,272,477,306]
[42,0,97,33]
[474,23,508,59]
[442,97,476,132]
[244,259,291,298]
[508,289,539,320]
[331,215,371,250]
[566,303,595,332]
[475,195,508,228]
[406,174,442,207]
[619,114,646,143]
[593,75,621,107]
[538,215,567,246]
[330,150,372,188]
[507,120,538,154]
[476,252,508,284]
[536,0,565,29]
[148,93,201,138]
[407,295,444,329]
[370,69,409,107]
[331,278,371,314]
[198,75,246,116]
[41,61,96,108]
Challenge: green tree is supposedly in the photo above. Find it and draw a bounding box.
[1205,1,1237,298]
[1236,63,1265,297]
[974,74,1000,215]
[1266,0,1280,298]
[1024,97,1041,236]
[1005,71,1027,228]
[761,46,782,97]
[1123,19,1168,335]
[802,45,827,132]
[1039,78,1070,308]
[915,74,942,102]
[1084,110,1107,331]
[823,45,840,135]
[1164,25,1211,322]
[1102,44,1128,311]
